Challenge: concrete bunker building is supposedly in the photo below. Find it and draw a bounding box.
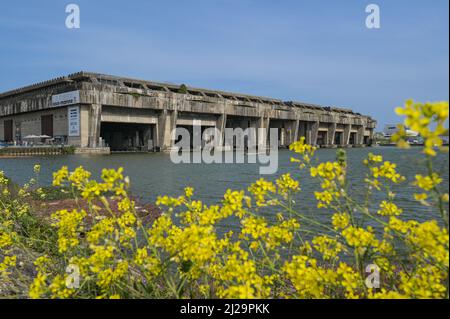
[0,72,376,153]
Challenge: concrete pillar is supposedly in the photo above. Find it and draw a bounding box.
[193,119,202,150]
[88,104,102,148]
[257,115,270,150]
[158,109,178,151]
[305,123,311,145]
[156,110,167,150]
[293,119,300,143]
[280,127,286,146]
[143,125,152,151]
[135,131,140,148]
[298,121,307,141]
[328,123,337,146]
[357,125,366,145]
[307,121,319,146]
[152,124,158,149]
[215,113,227,148]
[368,128,374,145]
[342,124,352,146]
[284,120,299,146]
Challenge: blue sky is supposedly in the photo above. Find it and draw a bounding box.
[0,0,448,129]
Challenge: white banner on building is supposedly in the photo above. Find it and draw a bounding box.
[68,106,80,137]
[52,90,80,107]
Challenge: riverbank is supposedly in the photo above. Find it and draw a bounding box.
[0,145,76,157]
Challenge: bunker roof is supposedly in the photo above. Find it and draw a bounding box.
[0,71,370,118]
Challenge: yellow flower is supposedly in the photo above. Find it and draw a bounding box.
[156,195,184,207]
[312,236,343,260]
[0,231,13,249]
[217,284,257,299]
[377,201,403,216]
[394,100,448,157]
[51,209,86,253]
[184,187,194,198]
[399,265,447,298]
[283,255,336,298]
[363,153,383,165]
[96,260,129,290]
[0,255,17,276]
[342,226,377,250]
[414,193,428,201]
[49,275,74,299]
[52,166,69,186]
[310,162,345,208]
[248,179,276,207]
[371,161,405,183]
[0,171,9,185]
[414,174,442,191]
[34,255,51,272]
[332,213,350,230]
[29,272,47,299]
[222,189,250,218]
[276,173,300,198]
[442,193,449,202]
[241,216,268,240]
[289,136,317,155]
[337,263,362,299]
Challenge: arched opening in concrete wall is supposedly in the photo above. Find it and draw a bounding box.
[100,122,155,152]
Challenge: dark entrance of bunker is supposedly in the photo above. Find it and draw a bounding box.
[100,122,155,152]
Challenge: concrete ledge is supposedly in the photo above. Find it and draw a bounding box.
[74,147,110,155]
[215,145,233,151]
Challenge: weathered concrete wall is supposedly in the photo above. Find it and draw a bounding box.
[0,72,377,150]
[0,107,69,141]
[101,106,159,124]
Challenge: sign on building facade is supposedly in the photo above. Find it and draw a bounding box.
[52,90,80,107]
[68,106,80,137]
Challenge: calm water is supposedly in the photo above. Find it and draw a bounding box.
[1,147,448,233]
